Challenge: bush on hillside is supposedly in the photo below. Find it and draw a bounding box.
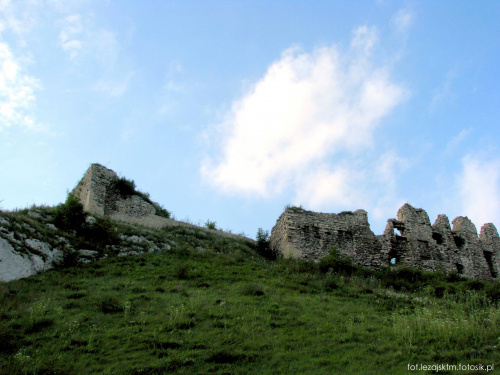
[54,193,87,233]
[204,220,217,230]
[54,193,118,258]
[255,228,279,260]
[319,247,356,276]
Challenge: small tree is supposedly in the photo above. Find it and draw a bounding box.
[54,193,87,233]
[256,228,278,260]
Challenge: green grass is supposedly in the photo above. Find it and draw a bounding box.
[0,210,499,374]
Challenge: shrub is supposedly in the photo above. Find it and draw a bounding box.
[463,279,485,291]
[485,282,500,304]
[323,275,339,291]
[319,247,356,276]
[83,216,118,252]
[56,248,80,268]
[152,203,171,219]
[379,267,433,292]
[204,220,217,230]
[255,228,278,260]
[174,264,190,280]
[54,193,87,233]
[110,177,136,198]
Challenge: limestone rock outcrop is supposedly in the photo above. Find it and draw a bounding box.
[0,213,64,282]
[270,203,500,280]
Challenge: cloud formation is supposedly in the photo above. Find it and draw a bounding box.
[202,26,406,212]
[458,155,500,228]
[58,13,83,59]
[392,8,414,35]
[94,72,134,97]
[0,41,40,131]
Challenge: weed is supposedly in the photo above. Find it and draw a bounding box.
[204,220,217,230]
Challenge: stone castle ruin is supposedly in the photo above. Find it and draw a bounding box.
[270,204,500,280]
[71,163,172,229]
[71,164,249,241]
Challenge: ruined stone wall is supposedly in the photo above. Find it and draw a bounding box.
[270,207,384,270]
[70,164,252,241]
[72,163,118,216]
[71,164,170,229]
[270,203,500,280]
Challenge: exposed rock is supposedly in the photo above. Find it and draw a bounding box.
[78,249,100,258]
[46,223,57,231]
[85,216,97,225]
[0,237,62,282]
[270,204,500,280]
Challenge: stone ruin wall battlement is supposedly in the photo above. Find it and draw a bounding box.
[270,204,500,280]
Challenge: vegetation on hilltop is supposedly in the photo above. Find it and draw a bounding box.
[0,206,499,374]
[108,176,171,219]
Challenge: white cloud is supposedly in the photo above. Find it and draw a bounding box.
[458,155,500,227]
[445,128,472,154]
[202,25,407,208]
[58,13,83,59]
[293,165,365,210]
[94,71,133,97]
[57,11,118,66]
[430,69,458,111]
[392,8,414,35]
[0,41,41,131]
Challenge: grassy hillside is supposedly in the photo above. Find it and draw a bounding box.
[0,208,499,374]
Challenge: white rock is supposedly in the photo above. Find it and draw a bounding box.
[25,239,52,258]
[0,238,37,282]
[46,223,57,231]
[78,249,100,258]
[86,216,97,225]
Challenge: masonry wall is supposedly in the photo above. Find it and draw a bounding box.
[71,164,252,241]
[71,164,170,229]
[270,204,500,280]
[270,207,384,270]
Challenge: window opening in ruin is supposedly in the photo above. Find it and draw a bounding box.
[393,228,403,236]
[483,251,498,278]
[453,235,465,249]
[456,263,464,275]
[432,232,443,245]
[388,249,400,265]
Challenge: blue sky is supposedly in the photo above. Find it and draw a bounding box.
[1,0,500,238]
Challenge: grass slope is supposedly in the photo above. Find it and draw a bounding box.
[0,214,499,374]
